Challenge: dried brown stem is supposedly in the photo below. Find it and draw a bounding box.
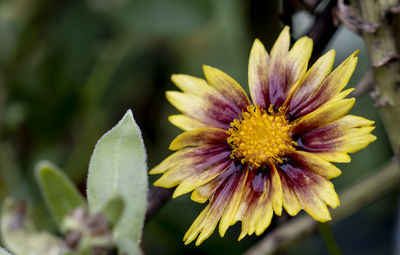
[307,0,339,63]
[350,0,400,157]
[351,69,374,97]
[335,0,379,34]
[145,187,174,223]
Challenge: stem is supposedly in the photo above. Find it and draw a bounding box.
[351,69,374,97]
[0,76,4,138]
[145,187,174,223]
[306,0,338,63]
[244,160,400,255]
[350,0,400,157]
[318,222,341,255]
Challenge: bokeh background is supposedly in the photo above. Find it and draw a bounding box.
[0,0,397,254]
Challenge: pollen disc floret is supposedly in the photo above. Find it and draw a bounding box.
[227,105,296,168]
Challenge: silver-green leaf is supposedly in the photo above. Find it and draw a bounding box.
[87,110,147,247]
[101,194,125,229]
[35,161,86,227]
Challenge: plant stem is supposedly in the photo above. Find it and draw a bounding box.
[350,0,400,157]
[306,0,338,64]
[318,222,341,255]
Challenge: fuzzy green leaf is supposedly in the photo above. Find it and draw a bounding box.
[115,238,143,255]
[101,194,125,229]
[87,110,147,247]
[35,161,86,227]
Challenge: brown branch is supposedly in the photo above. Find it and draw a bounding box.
[244,160,400,255]
[0,75,4,137]
[307,0,339,63]
[145,187,174,223]
[350,0,400,157]
[335,0,379,34]
[351,69,374,97]
[301,0,322,11]
[281,0,338,63]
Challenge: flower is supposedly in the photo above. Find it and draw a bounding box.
[150,26,376,246]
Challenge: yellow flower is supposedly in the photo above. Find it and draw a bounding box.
[150,26,376,245]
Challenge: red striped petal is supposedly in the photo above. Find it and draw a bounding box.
[278,161,339,222]
[184,164,246,245]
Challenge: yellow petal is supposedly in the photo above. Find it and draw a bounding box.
[183,204,210,245]
[289,151,342,179]
[166,91,231,129]
[313,176,340,208]
[280,172,302,216]
[319,50,359,99]
[239,188,273,240]
[270,164,283,215]
[149,150,184,175]
[150,145,228,175]
[203,65,250,109]
[286,36,313,84]
[337,131,377,153]
[270,26,290,59]
[329,88,354,103]
[288,50,335,111]
[171,73,242,116]
[248,39,269,107]
[171,74,212,96]
[172,160,231,198]
[191,173,227,203]
[280,166,337,222]
[287,51,358,118]
[184,171,239,245]
[235,168,280,240]
[219,169,248,237]
[310,151,351,163]
[335,115,375,127]
[254,204,273,236]
[154,149,230,190]
[169,127,227,151]
[297,189,332,222]
[293,98,356,134]
[168,114,206,131]
[299,114,376,156]
[191,189,209,203]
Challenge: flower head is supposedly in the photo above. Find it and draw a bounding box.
[150,26,376,245]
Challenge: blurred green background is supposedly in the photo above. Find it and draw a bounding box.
[0,0,397,254]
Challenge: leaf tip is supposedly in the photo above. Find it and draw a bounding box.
[34,160,58,181]
[123,109,134,122]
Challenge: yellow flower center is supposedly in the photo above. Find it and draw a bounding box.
[227,105,297,168]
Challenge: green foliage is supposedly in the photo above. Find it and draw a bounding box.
[35,161,86,227]
[2,110,148,255]
[115,238,143,255]
[1,198,67,255]
[87,110,147,253]
[101,194,125,229]
[96,0,212,37]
